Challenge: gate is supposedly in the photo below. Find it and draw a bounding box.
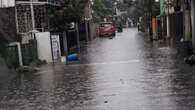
[66,29,78,54]
[6,45,19,68]
[21,40,38,65]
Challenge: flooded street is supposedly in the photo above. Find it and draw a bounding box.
[1,28,195,110]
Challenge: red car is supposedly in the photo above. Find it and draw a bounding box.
[97,22,116,37]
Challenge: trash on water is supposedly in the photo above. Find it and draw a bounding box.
[67,53,79,61]
[104,100,108,103]
[61,56,67,63]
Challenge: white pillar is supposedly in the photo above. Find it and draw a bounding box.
[9,42,23,67]
[17,43,23,67]
[63,32,68,56]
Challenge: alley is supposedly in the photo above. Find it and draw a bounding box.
[1,28,195,110]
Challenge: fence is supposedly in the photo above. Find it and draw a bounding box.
[21,40,38,65]
[6,40,38,68]
[66,29,78,54]
[79,21,87,42]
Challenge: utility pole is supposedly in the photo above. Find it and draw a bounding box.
[30,0,36,39]
[30,0,35,31]
[166,0,170,40]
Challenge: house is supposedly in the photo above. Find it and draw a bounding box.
[160,0,193,56]
[15,0,61,42]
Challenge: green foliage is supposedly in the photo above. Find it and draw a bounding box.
[134,0,160,28]
[152,2,160,17]
[92,0,113,21]
[103,0,114,8]
[123,0,134,7]
[50,0,88,32]
[134,0,160,17]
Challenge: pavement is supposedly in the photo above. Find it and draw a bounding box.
[1,28,195,110]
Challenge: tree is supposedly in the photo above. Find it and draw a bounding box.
[123,0,134,7]
[134,0,160,29]
[50,0,89,32]
[92,0,113,21]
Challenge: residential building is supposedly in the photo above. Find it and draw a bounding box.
[15,0,60,33]
[160,0,194,56]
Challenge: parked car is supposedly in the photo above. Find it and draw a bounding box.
[97,22,116,37]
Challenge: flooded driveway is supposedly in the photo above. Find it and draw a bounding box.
[1,28,195,110]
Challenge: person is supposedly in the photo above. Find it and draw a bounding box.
[137,22,140,31]
[118,23,123,32]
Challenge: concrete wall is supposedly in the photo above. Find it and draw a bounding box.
[0,7,17,42]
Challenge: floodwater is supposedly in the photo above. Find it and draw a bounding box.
[1,28,195,110]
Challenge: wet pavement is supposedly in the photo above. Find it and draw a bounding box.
[1,28,195,110]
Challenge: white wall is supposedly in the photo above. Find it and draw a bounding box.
[0,0,15,8]
[36,32,53,63]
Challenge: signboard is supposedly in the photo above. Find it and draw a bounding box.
[51,35,61,62]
